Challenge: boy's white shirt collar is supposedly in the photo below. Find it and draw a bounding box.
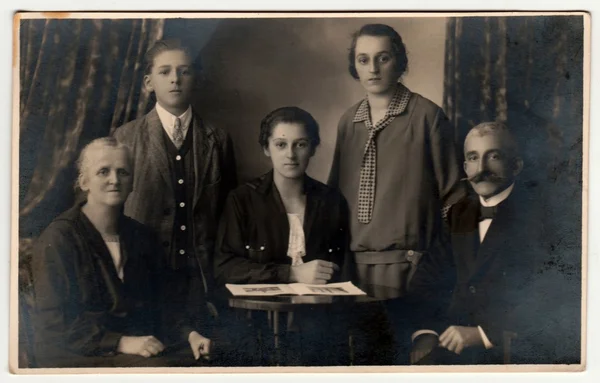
[155,102,193,142]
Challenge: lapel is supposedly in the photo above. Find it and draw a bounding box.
[255,171,323,262]
[145,108,173,195]
[191,112,215,210]
[470,190,519,283]
[451,198,481,278]
[267,173,292,255]
[76,209,126,312]
[302,175,323,250]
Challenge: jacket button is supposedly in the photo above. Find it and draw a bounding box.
[469,285,476,294]
[162,241,170,247]
[245,245,250,250]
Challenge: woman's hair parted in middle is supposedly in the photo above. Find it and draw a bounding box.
[75,137,133,191]
[347,23,409,80]
[259,107,321,149]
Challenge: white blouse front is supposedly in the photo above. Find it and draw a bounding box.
[286,213,306,266]
[104,238,124,282]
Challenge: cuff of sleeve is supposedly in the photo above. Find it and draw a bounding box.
[411,330,439,343]
[99,331,123,355]
[277,265,292,283]
[477,325,494,349]
[180,325,197,343]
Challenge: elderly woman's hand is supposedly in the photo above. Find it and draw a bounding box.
[117,335,165,357]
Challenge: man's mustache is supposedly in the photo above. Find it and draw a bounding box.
[461,171,508,184]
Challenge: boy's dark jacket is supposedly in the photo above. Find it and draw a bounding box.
[113,107,237,292]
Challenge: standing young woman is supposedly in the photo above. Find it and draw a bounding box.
[328,23,467,364]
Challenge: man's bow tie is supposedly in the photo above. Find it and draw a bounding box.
[479,205,497,221]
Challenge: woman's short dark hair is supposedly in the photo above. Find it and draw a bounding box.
[144,39,196,75]
[348,24,408,80]
[259,107,321,149]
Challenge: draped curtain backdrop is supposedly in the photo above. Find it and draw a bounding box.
[443,16,583,363]
[19,18,165,240]
[444,16,583,189]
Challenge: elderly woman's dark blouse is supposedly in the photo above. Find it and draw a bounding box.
[31,203,197,366]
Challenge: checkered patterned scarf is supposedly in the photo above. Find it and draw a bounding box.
[353,83,412,224]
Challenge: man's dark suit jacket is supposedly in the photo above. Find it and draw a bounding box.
[410,183,563,364]
[31,204,197,367]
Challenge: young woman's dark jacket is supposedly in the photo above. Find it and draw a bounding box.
[214,170,355,285]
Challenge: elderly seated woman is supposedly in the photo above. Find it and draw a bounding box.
[31,137,213,368]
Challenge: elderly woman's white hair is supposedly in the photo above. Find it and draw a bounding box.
[74,136,133,192]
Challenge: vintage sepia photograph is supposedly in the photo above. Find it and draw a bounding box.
[10,11,588,374]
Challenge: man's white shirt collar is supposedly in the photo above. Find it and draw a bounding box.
[478,183,515,243]
[479,183,515,207]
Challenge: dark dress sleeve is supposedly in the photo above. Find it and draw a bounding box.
[32,225,123,357]
[334,192,357,284]
[327,116,346,188]
[429,109,468,207]
[214,192,291,284]
[406,211,457,337]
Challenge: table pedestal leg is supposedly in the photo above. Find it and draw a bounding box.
[273,310,281,366]
[348,331,354,366]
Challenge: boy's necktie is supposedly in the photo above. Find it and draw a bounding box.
[173,117,184,148]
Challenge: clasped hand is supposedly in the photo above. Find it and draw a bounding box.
[117,335,165,358]
[411,326,484,364]
[117,331,212,360]
[289,259,340,284]
[439,325,484,354]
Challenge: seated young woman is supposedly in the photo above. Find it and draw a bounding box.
[31,137,213,368]
[215,106,353,286]
[214,107,354,366]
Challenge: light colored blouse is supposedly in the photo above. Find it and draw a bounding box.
[104,237,124,281]
[286,213,306,266]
